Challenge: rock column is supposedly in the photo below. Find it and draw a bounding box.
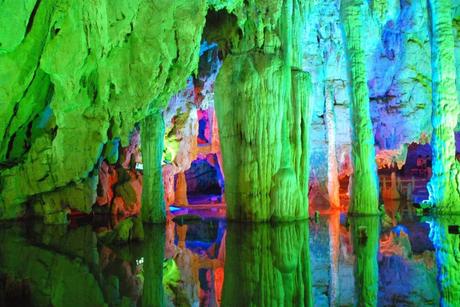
[340,0,380,214]
[424,0,460,211]
[215,0,311,221]
[141,111,166,223]
[428,216,460,306]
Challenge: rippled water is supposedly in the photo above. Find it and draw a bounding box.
[0,206,458,306]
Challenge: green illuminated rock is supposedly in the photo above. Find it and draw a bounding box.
[340,0,380,215]
[214,0,312,221]
[0,0,207,221]
[141,111,166,223]
[424,0,460,212]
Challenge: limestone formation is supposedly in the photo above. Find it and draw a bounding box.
[215,0,312,221]
[141,111,166,223]
[340,0,380,214]
[424,0,460,212]
[0,0,208,222]
[428,216,460,306]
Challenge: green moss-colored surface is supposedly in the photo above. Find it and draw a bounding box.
[141,112,166,223]
[0,0,208,221]
[340,0,380,214]
[215,0,312,222]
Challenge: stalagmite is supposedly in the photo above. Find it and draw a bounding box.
[428,216,460,306]
[350,216,380,306]
[174,172,189,206]
[215,0,311,221]
[222,222,313,306]
[340,0,380,215]
[141,112,166,223]
[424,0,460,212]
[325,84,341,209]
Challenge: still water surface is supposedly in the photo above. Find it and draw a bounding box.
[0,207,457,306]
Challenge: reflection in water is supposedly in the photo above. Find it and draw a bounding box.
[141,224,165,307]
[222,222,313,306]
[328,211,340,306]
[428,216,460,307]
[0,210,455,306]
[350,216,380,307]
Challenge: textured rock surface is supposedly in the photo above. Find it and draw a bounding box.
[142,112,166,222]
[424,0,460,211]
[161,44,223,208]
[0,0,208,221]
[304,0,460,208]
[428,216,460,306]
[341,0,380,213]
[2,0,460,220]
[215,0,312,221]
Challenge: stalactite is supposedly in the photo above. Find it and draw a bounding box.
[424,0,460,212]
[0,0,208,221]
[428,216,460,306]
[350,216,380,306]
[141,111,166,223]
[214,0,311,221]
[325,83,341,209]
[340,0,380,215]
[222,222,313,306]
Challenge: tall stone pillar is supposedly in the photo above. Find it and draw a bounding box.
[325,84,341,209]
[340,0,380,215]
[424,0,460,212]
[214,0,311,221]
[141,111,166,223]
[428,216,460,306]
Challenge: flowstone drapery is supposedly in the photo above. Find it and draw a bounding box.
[215,0,312,221]
[0,0,207,222]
